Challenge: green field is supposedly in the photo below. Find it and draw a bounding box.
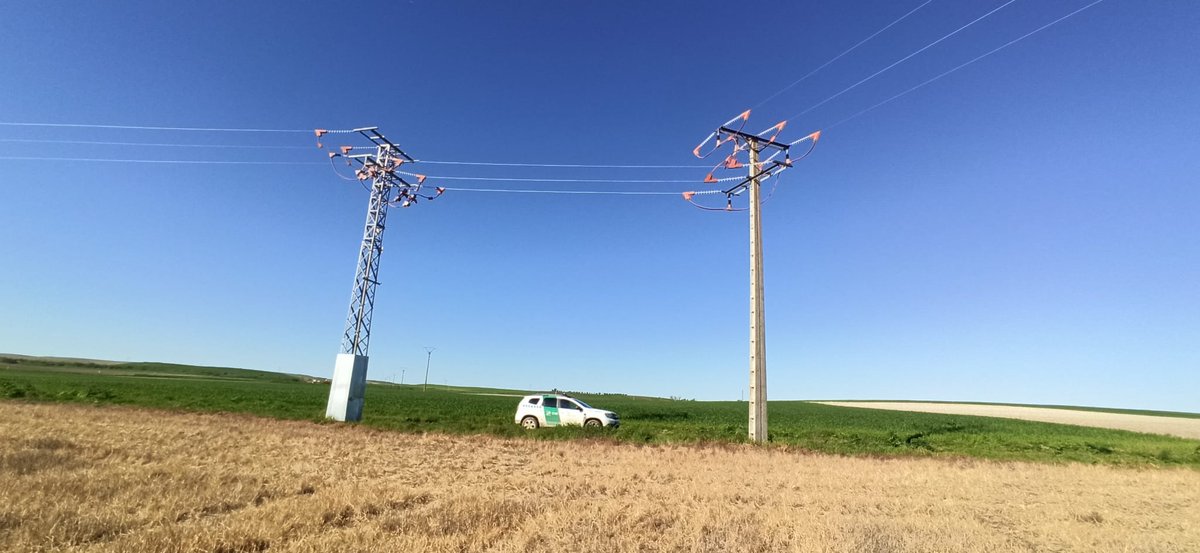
[2,355,1198,468]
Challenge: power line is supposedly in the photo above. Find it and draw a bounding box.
[0,155,706,180]
[0,124,713,169]
[0,156,323,165]
[787,0,1019,121]
[414,159,708,169]
[0,138,310,149]
[0,154,731,190]
[0,138,711,168]
[826,0,1108,131]
[751,0,935,110]
[437,187,718,196]
[0,121,319,133]
[391,171,738,184]
[2,155,703,179]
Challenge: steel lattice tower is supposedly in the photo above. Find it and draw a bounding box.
[321,126,439,421]
[341,142,406,356]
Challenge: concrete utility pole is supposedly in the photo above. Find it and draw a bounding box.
[423,347,435,392]
[747,141,768,443]
[690,111,821,444]
[320,127,443,422]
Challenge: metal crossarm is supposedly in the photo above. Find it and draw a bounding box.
[717,126,791,153]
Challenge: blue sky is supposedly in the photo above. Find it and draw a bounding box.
[1,1,1197,411]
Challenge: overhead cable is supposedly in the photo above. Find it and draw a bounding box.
[0,155,737,185]
[0,155,324,165]
[0,122,322,133]
[752,0,935,110]
[391,171,741,184]
[826,0,1109,131]
[414,159,709,169]
[437,187,717,196]
[787,0,1019,121]
[0,138,710,168]
[0,138,311,149]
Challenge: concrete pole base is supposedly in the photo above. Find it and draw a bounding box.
[326,353,368,422]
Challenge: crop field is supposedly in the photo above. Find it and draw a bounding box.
[820,402,1200,440]
[821,399,1200,420]
[2,356,1199,467]
[3,401,1199,552]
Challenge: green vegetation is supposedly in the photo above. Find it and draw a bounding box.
[3,355,1198,468]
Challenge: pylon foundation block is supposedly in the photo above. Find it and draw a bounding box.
[326,353,368,421]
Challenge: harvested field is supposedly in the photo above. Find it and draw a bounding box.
[819,402,1200,440]
[2,402,1199,552]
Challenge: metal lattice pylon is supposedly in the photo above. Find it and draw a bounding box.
[318,126,443,421]
[341,176,386,355]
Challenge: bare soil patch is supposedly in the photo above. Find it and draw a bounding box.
[2,402,1198,552]
[820,402,1200,440]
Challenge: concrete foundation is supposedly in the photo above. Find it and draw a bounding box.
[326,353,368,421]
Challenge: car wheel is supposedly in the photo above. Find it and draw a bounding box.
[584,418,602,428]
[521,416,539,430]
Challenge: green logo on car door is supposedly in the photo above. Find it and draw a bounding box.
[542,395,560,426]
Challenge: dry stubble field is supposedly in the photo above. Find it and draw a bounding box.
[818,402,1200,440]
[3,402,1199,553]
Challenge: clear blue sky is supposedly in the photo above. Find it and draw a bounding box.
[1,1,1197,411]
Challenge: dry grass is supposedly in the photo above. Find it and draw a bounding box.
[2,402,1198,552]
[819,401,1200,439]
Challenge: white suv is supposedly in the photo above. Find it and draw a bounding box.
[514,393,620,429]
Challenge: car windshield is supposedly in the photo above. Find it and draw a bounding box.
[572,398,591,409]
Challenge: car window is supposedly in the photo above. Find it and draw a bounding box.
[543,397,558,408]
[527,397,540,405]
[560,400,579,410]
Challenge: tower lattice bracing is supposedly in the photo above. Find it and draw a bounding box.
[341,145,398,356]
[318,126,442,421]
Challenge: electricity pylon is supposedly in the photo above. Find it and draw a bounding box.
[318,126,443,422]
[423,346,435,392]
[691,111,821,443]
